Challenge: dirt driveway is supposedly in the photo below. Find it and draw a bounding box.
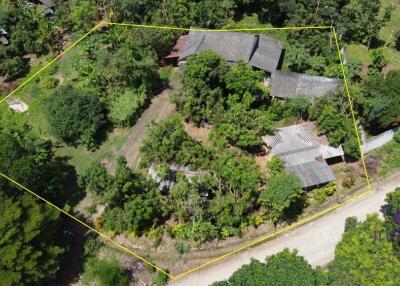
[169,173,400,286]
[108,88,176,172]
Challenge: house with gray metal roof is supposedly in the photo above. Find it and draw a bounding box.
[270,70,340,99]
[262,123,344,188]
[178,30,283,73]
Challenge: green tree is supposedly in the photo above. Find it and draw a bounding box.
[0,193,64,286]
[266,156,284,177]
[357,70,400,131]
[140,116,211,168]
[67,0,100,31]
[329,214,400,286]
[258,172,304,222]
[182,50,228,124]
[44,85,105,147]
[338,0,385,46]
[225,61,266,102]
[212,249,318,286]
[0,56,29,81]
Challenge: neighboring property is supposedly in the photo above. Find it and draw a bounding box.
[0,28,9,45]
[26,0,56,17]
[263,122,344,188]
[270,70,340,99]
[177,29,283,73]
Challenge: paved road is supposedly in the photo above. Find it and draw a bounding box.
[170,174,400,286]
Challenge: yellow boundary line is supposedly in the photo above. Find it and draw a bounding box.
[0,22,372,281]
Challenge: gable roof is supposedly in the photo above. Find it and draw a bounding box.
[270,70,340,99]
[178,30,283,73]
[262,123,343,188]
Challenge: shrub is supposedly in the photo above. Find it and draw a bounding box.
[40,77,59,89]
[314,188,328,203]
[175,242,190,254]
[108,89,149,127]
[82,258,128,286]
[153,270,169,286]
[0,56,29,81]
[342,173,355,188]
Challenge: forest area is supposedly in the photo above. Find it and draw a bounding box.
[0,0,400,285]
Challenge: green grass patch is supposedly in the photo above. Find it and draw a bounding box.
[371,139,400,176]
[55,128,130,175]
[382,47,400,70]
[345,44,372,65]
[379,0,400,42]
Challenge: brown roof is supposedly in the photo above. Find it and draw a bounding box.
[165,35,189,59]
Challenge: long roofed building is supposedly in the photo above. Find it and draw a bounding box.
[178,29,283,73]
[263,123,344,188]
[270,70,340,99]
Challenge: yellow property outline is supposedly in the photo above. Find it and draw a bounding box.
[0,22,372,281]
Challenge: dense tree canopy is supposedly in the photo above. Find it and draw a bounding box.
[80,158,164,235]
[212,249,319,286]
[44,85,105,147]
[328,214,400,286]
[356,70,400,132]
[0,193,64,286]
[258,172,304,222]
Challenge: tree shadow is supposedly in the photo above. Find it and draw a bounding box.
[51,155,85,208]
[284,194,309,223]
[48,217,90,286]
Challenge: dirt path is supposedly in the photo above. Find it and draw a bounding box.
[169,173,400,286]
[109,88,176,172]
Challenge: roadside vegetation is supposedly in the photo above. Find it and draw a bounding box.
[212,187,400,286]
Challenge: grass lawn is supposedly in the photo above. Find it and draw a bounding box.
[379,0,400,42]
[345,44,372,65]
[370,139,400,177]
[55,128,131,175]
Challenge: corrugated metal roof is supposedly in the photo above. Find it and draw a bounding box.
[271,70,340,99]
[263,123,343,188]
[249,35,284,74]
[287,161,336,188]
[179,30,282,73]
[263,124,323,155]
